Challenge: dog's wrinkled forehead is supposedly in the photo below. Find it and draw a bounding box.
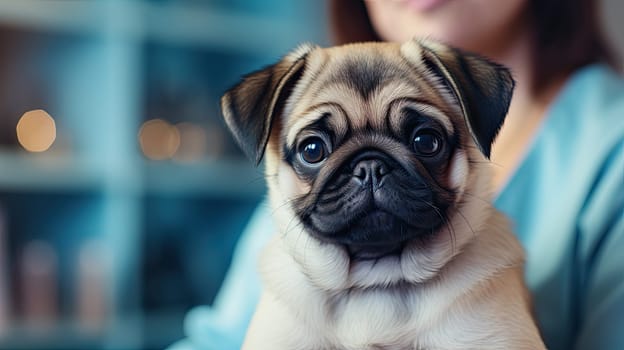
[323,51,409,99]
[283,44,458,148]
[220,39,514,166]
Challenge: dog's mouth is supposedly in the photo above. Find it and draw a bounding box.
[346,241,405,260]
[308,210,430,260]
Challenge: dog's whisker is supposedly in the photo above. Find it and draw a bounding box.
[461,191,493,205]
[270,191,325,216]
[314,200,349,214]
[454,207,477,240]
[422,200,457,254]
[271,198,297,216]
[301,226,311,267]
[284,213,300,238]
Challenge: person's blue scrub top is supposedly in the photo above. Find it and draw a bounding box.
[170,64,624,350]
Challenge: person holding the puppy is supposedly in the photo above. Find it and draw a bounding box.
[171,0,624,349]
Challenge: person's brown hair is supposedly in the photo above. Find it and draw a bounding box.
[328,0,616,93]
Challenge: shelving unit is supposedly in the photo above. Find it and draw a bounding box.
[0,1,316,54]
[0,150,105,192]
[0,1,327,349]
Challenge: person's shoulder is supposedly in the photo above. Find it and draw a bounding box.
[548,64,624,153]
[563,64,624,128]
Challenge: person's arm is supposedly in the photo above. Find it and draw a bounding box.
[575,142,624,349]
[169,201,274,350]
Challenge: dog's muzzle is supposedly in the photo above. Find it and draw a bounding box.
[306,150,446,259]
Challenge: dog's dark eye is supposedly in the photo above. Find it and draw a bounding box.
[299,137,327,164]
[413,130,442,156]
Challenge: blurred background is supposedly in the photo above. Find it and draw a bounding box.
[0,0,621,349]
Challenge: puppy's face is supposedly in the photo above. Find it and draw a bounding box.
[222,39,514,288]
[280,47,462,260]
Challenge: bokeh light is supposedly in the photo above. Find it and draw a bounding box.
[16,109,57,152]
[138,119,180,160]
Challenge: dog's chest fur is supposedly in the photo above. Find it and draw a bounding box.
[260,237,426,349]
[257,213,529,350]
[320,288,432,349]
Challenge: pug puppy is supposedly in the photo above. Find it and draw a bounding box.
[221,39,545,350]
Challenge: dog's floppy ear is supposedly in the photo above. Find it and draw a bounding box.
[221,44,315,165]
[401,39,515,158]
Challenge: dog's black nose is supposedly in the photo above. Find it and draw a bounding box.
[352,158,389,188]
